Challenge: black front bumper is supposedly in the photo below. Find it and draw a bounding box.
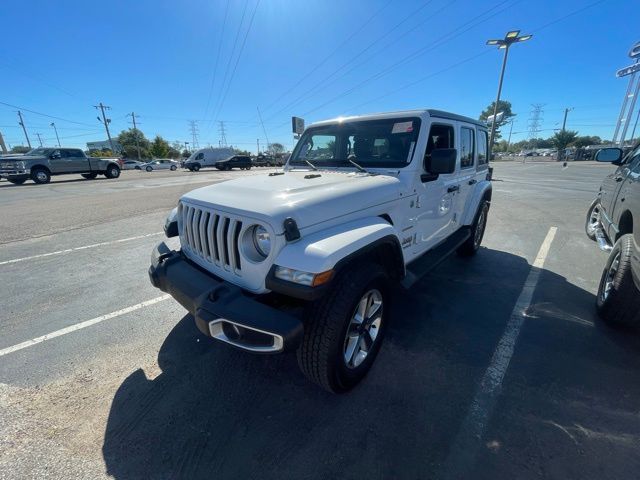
[148,242,303,353]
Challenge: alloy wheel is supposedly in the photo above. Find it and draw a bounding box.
[343,289,383,369]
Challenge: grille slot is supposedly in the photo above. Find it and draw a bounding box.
[180,203,242,273]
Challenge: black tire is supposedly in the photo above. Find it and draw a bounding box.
[30,168,51,184]
[246,165,251,170]
[457,199,489,257]
[585,198,601,241]
[145,166,153,172]
[105,164,121,179]
[8,177,27,185]
[297,263,389,393]
[170,165,177,171]
[596,234,640,327]
[81,173,98,180]
[192,164,201,172]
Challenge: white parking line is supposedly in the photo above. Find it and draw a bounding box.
[443,226,558,479]
[0,232,163,266]
[0,295,171,358]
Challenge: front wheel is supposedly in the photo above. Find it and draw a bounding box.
[457,200,489,257]
[105,164,121,179]
[297,263,389,393]
[145,166,153,172]
[596,234,640,327]
[31,168,51,184]
[8,177,27,185]
[170,165,177,171]
[245,165,251,170]
[585,198,601,241]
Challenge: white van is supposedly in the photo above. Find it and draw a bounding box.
[184,148,235,171]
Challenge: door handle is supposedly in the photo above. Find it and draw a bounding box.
[447,185,460,193]
[468,179,477,185]
[615,177,624,182]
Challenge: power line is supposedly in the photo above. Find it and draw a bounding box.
[212,0,261,124]
[276,0,520,124]
[0,101,94,127]
[261,0,394,113]
[202,0,231,120]
[263,0,447,121]
[209,0,251,125]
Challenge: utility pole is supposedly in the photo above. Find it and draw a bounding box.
[257,138,260,154]
[35,133,43,147]
[506,119,514,151]
[256,106,270,154]
[94,102,115,152]
[0,131,7,153]
[561,107,573,131]
[50,122,61,147]
[126,112,142,160]
[17,111,31,148]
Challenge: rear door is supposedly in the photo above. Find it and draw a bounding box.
[454,125,476,223]
[66,149,89,172]
[413,121,459,256]
[54,149,76,173]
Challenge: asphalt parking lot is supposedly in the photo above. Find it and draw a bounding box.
[1,162,639,479]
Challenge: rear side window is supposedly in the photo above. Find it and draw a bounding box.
[460,127,475,169]
[477,130,488,165]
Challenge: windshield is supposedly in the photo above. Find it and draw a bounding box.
[27,148,53,156]
[290,117,421,169]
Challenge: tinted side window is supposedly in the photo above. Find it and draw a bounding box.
[477,130,488,165]
[196,153,204,160]
[424,123,454,173]
[460,127,475,169]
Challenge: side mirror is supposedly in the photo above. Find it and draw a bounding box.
[595,148,623,164]
[50,153,61,159]
[430,148,457,174]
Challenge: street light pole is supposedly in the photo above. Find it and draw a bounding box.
[50,122,61,147]
[486,30,532,157]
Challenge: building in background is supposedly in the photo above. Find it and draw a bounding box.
[86,140,122,153]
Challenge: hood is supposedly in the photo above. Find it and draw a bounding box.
[182,170,403,231]
[0,155,46,162]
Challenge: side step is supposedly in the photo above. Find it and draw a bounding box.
[401,227,471,289]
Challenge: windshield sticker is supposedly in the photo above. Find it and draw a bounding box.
[406,141,415,162]
[392,121,413,134]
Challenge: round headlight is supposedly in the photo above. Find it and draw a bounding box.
[252,225,271,257]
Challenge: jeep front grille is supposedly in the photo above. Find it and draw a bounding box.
[179,203,243,274]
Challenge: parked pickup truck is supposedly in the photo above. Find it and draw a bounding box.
[0,147,121,184]
[149,109,492,392]
[586,143,640,327]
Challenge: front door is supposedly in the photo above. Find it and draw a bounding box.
[413,122,459,257]
[609,146,640,237]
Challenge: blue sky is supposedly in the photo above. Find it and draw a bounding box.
[1,0,638,152]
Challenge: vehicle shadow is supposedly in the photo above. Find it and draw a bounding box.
[101,248,639,480]
[0,177,112,188]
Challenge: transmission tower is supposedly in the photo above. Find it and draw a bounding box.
[527,104,545,149]
[218,121,227,147]
[188,120,200,150]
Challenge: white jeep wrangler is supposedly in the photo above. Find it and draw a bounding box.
[149,109,492,393]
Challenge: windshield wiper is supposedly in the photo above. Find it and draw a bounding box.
[347,156,369,173]
[303,158,318,170]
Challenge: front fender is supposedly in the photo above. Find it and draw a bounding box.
[273,217,400,274]
[462,181,492,225]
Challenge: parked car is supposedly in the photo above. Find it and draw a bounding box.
[215,155,252,170]
[122,160,144,170]
[140,159,178,172]
[585,143,640,327]
[184,147,235,171]
[0,147,121,184]
[149,109,492,392]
